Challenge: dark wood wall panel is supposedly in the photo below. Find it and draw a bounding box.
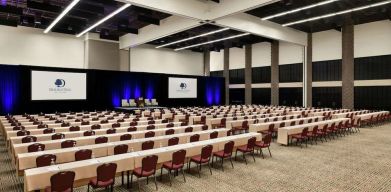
[229,88,245,104]
[210,70,223,77]
[312,60,342,81]
[279,88,303,106]
[312,87,342,108]
[252,88,271,105]
[252,66,271,83]
[229,69,245,84]
[279,63,303,82]
[354,55,391,80]
[355,86,391,111]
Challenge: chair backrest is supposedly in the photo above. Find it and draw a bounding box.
[37,124,48,129]
[263,134,272,145]
[322,124,328,132]
[95,136,108,144]
[96,163,117,183]
[120,134,132,141]
[106,128,116,134]
[185,127,193,133]
[147,125,155,130]
[165,129,175,135]
[290,121,296,126]
[148,120,155,125]
[114,144,128,155]
[299,120,304,124]
[13,126,25,131]
[127,126,137,132]
[28,143,45,152]
[168,137,179,146]
[81,121,90,125]
[61,122,70,127]
[69,126,80,132]
[75,149,92,161]
[17,130,30,136]
[312,126,319,134]
[202,125,208,130]
[279,122,285,128]
[50,171,75,192]
[308,119,313,123]
[36,154,56,167]
[142,140,154,150]
[112,123,121,128]
[268,124,275,132]
[145,131,155,138]
[190,134,200,142]
[83,130,95,136]
[141,155,158,174]
[200,145,213,160]
[61,140,76,148]
[166,123,174,128]
[301,127,309,136]
[22,136,37,143]
[223,141,234,155]
[91,124,101,130]
[43,128,55,134]
[246,137,257,150]
[210,131,218,139]
[172,150,186,166]
[52,133,65,140]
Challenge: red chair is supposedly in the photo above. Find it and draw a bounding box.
[290,121,296,126]
[194,116,206,125]
[317,124,329,142]
[292,127,309,148]
[142,141,154,150]
[255,134,272,158]
[112,123,121,128]
[129,121,138,126]
[75,149,92,161]
[61,140,76,148]
[88,163,117,192]
[235,137,256,164]
[184,127,193,133]
[327,123,338,139]
[91,124,101,130]
[45,171,75,192]
[202,125,208,130]
[307,126,319,145]
[61,122,70,127]
[160,150,186,186]
[120,134,132,141]
[353,118,361,132]
[190,134,200,142]
[28,143,45,153]
[145,131,155,138]
[166,123,174,128]
[209,131,218,139]
[127,126,137,132]
[36,154,56,167]
[81,121,90,125]
[148,120,155,125]
[43,128,55,134]
[216,118,226,129]
[17,130,30,136]
[260,124,276,138]
[95,136,108,144]
[114,144,129,185]
[168,137,179,146]
[147,125,155,130]
[83,130,95,136]
[106,128,116,134]
[212,141,234,171]
[38,124,48,129]
[51,133,65,140]
[165,129,175,135]
[188,145,213,178]
[69,126,80,132]
[22,136,37,143]
[129,155,158,190]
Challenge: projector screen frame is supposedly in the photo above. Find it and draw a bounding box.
[168,77,198,99]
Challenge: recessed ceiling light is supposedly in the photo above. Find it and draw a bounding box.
[174,33,250,51]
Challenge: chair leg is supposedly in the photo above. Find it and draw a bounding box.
[229,156,234,168]
[252,150,256,162]
[168,170,172,186]
[181,168,186,183]
[268,147,272,157]
[221,157,224,171]
[197,163,201,178]
[234,150,238,161]
[130,173,133,189]
[137,176,141,191]
[87,184,90,192]
[208,161,213,175]
[121,171,124,185]
[243,152,247,164]
[260,148,264,159]
[160,167,163,181]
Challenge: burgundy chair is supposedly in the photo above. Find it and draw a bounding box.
[75,149,92,161]
[290,121,296,126]
[129,155,158,190]
[292,127,309,148]
[13,126,25,131]
[28,143,45,153]
[92,117,99,121]
[51,133,65,140]
[184,127,193,133]
[43,128,55,134]
[298,120,304,125]
[166,123,174,128]
[180,122,188,126]
[190,134,200,142]
[212,141,235,171]
[61,140,76,148]
[188,145,213,178]
[327,123,337,139]
[81,121,90,125]
[260,124,276,137]
[120,134,132,141]
[209,131,218,139]
[45,171,75,192]
[142,141,154,150]
[129,121,138,126]
[168,137,179,146]
[202,125,208,131]
[216,118,227,129]
[307,126,320,145]
[127,127,137,132]
[317,124,330,142]
[100,120,109,124]
[61,122,70,127]
[148,120,155,125]
[91,124,101,130]
[88,163,117,192]
[83,130,95,136]
[114,144,128,155]
[69,126,80,132]
[165,129,175,135]
[117,119,125,123]
[106,128,116,134]
[161,119,168,123]
[36,154,56,167]
[22,136,37,143]
[160,150,186,186]
[95,136,108,144]
[112,123,121,128]
[235,137,256,164]
[146,125,155,130]
[145,131,155,138]
[194,116,206,125]
[353,118,361,132]
[255,134,272,158]
[38,124,48,129]
[17,130,30,136]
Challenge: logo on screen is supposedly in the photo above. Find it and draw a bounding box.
[180,83,187,90]
[54,79,66,87]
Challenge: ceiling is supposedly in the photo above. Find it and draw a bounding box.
[0,0,170,40]
[247,0,391,33]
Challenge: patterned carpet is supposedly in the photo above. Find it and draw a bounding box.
[1,123,391,192]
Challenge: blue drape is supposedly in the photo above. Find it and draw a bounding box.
[0,65,20,114]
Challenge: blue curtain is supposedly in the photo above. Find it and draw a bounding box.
[0,65,20,115]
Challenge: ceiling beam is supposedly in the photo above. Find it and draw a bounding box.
[137,15,160,25]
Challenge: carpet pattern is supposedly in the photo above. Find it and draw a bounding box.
[1,123,391,192]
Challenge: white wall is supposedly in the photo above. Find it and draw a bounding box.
[229,47,245,69]
[210,50,224,71]
[252,42,271,67]
[0,25,85,68]
[312,30,342,62]
[354,20,391,58]
[279,41,303,65]
[129,44,203,75]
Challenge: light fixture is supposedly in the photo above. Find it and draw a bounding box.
[76,3,131,37]
[44,0,80,33]
[261,0,339,21]
[174,33,250,51]
[156,28,230,48]
[282,0,391,26]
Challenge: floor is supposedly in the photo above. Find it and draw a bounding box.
[1,123,390,192]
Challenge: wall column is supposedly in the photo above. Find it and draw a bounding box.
[271,40,279,106]
[245,45,252,105]
[306,33,313,107]
[224,47,230,105]
[203,51,210,76]
[342,22,354,109]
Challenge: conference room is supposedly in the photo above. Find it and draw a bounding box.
[0,0,390,191]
